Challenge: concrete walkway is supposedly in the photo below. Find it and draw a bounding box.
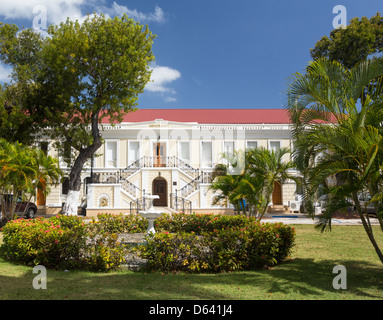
[262,213,380,225]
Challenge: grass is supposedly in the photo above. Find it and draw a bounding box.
[0,224,382,300]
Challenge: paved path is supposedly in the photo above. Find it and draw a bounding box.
[262,214,380,225]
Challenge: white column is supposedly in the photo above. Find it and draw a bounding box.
[142,169,148,196]
[200,184,208,208]
[87,184,95,209]
[114,184,121,208]
[171,168,178,195]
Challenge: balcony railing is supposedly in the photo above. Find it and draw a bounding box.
[122,156,202,178]
[169,193,192,214]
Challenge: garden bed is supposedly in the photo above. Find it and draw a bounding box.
[0,213,296,273]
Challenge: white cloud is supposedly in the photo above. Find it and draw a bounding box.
[146,65,181,102]
[0,64,12,82]
[103,2,165,23]
[0,0,84,25]
[0,1,165,26]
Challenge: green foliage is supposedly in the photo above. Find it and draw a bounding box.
[0,216,87,269]
[155,213,257,233]
[0,15,156,212]
[0,139,62,220]
[0,213,295,273]
[311,12,383,68]
[0,215,127,272]
[140,219,296,273]
[88,213,147,234]
[286,57,383,263]
[210,147,297,219]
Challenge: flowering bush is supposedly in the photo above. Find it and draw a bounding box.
[88,213,147,234]
[155,213,259,233]
[0,216,87,269]
[139,231,210,272]
[140,216,296,273]
[0,213,296,273]
[0,215,127,271]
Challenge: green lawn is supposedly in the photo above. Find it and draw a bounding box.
[0,224,382,300]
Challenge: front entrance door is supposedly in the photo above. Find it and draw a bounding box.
[36,179,46,206]
[152,178,167,206]
[153,143,166,167]
[272,181,282,205]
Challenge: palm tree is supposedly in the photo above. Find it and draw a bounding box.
[210,147,297,220]
[246,147,297,220]
[210,164,248,215]
[0,139,63,221]
[286,57,383,263]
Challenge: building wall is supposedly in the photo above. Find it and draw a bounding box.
[43,121,299,214]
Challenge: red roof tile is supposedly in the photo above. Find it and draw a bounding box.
[102,109,291,124]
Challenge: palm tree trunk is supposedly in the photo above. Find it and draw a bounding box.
[352,192,383,264]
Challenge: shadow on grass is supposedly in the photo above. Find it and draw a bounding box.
[262,258,383,298]
[0,257,382,300]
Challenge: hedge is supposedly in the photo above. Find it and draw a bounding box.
[139,219,296,272]
[0,215,126,272]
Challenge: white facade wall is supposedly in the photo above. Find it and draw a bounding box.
[43,120,300,215]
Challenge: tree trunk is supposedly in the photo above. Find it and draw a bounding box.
[352,192,383,264]
[62,112,102,216]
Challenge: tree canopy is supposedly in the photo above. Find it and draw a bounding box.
[310,12,383,69]
[0,14,156,215]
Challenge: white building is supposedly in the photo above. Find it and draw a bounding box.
[41,109,301,216]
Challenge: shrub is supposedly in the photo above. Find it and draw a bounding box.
[85,232,127,272]
[140,217,296,273]
[0,216,88,269]
[154,213,258,233]
[0,215,127,272]
[88,213,147,234]
[139,231,210,272]
[0,213,296,273]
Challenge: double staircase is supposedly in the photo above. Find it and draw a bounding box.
[92,156,213,214]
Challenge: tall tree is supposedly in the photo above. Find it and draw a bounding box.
[0,14,156,215]
[0,25,46,145]
[311,12,383,69]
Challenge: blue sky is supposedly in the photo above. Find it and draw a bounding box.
[0,0,382,109]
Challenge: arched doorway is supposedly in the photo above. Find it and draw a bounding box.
[152,177,167,206]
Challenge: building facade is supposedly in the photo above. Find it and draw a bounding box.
[42,109,301,216]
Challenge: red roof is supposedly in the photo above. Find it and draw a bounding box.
[102,109,291,124]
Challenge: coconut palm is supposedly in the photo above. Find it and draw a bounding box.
[286,57,383,263]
